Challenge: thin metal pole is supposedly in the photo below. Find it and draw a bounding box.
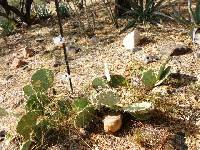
[55,0,73,93]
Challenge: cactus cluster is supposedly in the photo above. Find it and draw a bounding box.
[17,69,71,149]
[17,68,156,149]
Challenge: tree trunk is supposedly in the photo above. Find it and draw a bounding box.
[0,0,33,24]
[24,0,33,24]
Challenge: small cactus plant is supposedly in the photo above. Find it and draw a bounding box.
[92,74,127,90]
[142,60,171,88]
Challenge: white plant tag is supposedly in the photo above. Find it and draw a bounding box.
[123,29,140,50]
[104,62,111,82]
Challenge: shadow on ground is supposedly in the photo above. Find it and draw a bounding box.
[167,73,197,88]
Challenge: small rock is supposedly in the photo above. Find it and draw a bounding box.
[90,36,98,43]
[11,58,28,68]
[103,114,122,134]
[174,87,186,93]
[21,22,28,29]
[53,56,63,67]
[123,29,141,50]
[131,76,141,86]
[197,75,200,85]
[0,130,6,142]
[5,75,13,80]
[196,119,200,126]
[22,47,35,57]
[0,96,4,103]
[142,55,160,64]
[22,65,30,71]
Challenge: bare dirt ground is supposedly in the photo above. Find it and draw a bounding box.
[1,2,200,150]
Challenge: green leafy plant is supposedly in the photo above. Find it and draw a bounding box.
[0,19,15,35]
[17,69,71,149]
[142,60,171,88]
[122,0,172,32]
[58,2,70,18]
[36,4,52,19]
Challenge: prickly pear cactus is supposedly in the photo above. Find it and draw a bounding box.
[73,97,91,111]
[23,85,35,97]
[95,91,120,108]
[142,69,157,87]
[123,102,154,120]
[92,77,107,89]
[142,61,171,87]
[155,63,171,86]
[75,106,95,128]
[23,69,53,112]
[72,98,96,128]
[31,69,54,92]
[123,102,153,113]
[16,111,41,141]
[108,75,127,87]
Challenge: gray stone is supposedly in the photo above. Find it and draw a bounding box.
[142,55,160,64]
[5,75,13,81]
[66,45,81,54]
